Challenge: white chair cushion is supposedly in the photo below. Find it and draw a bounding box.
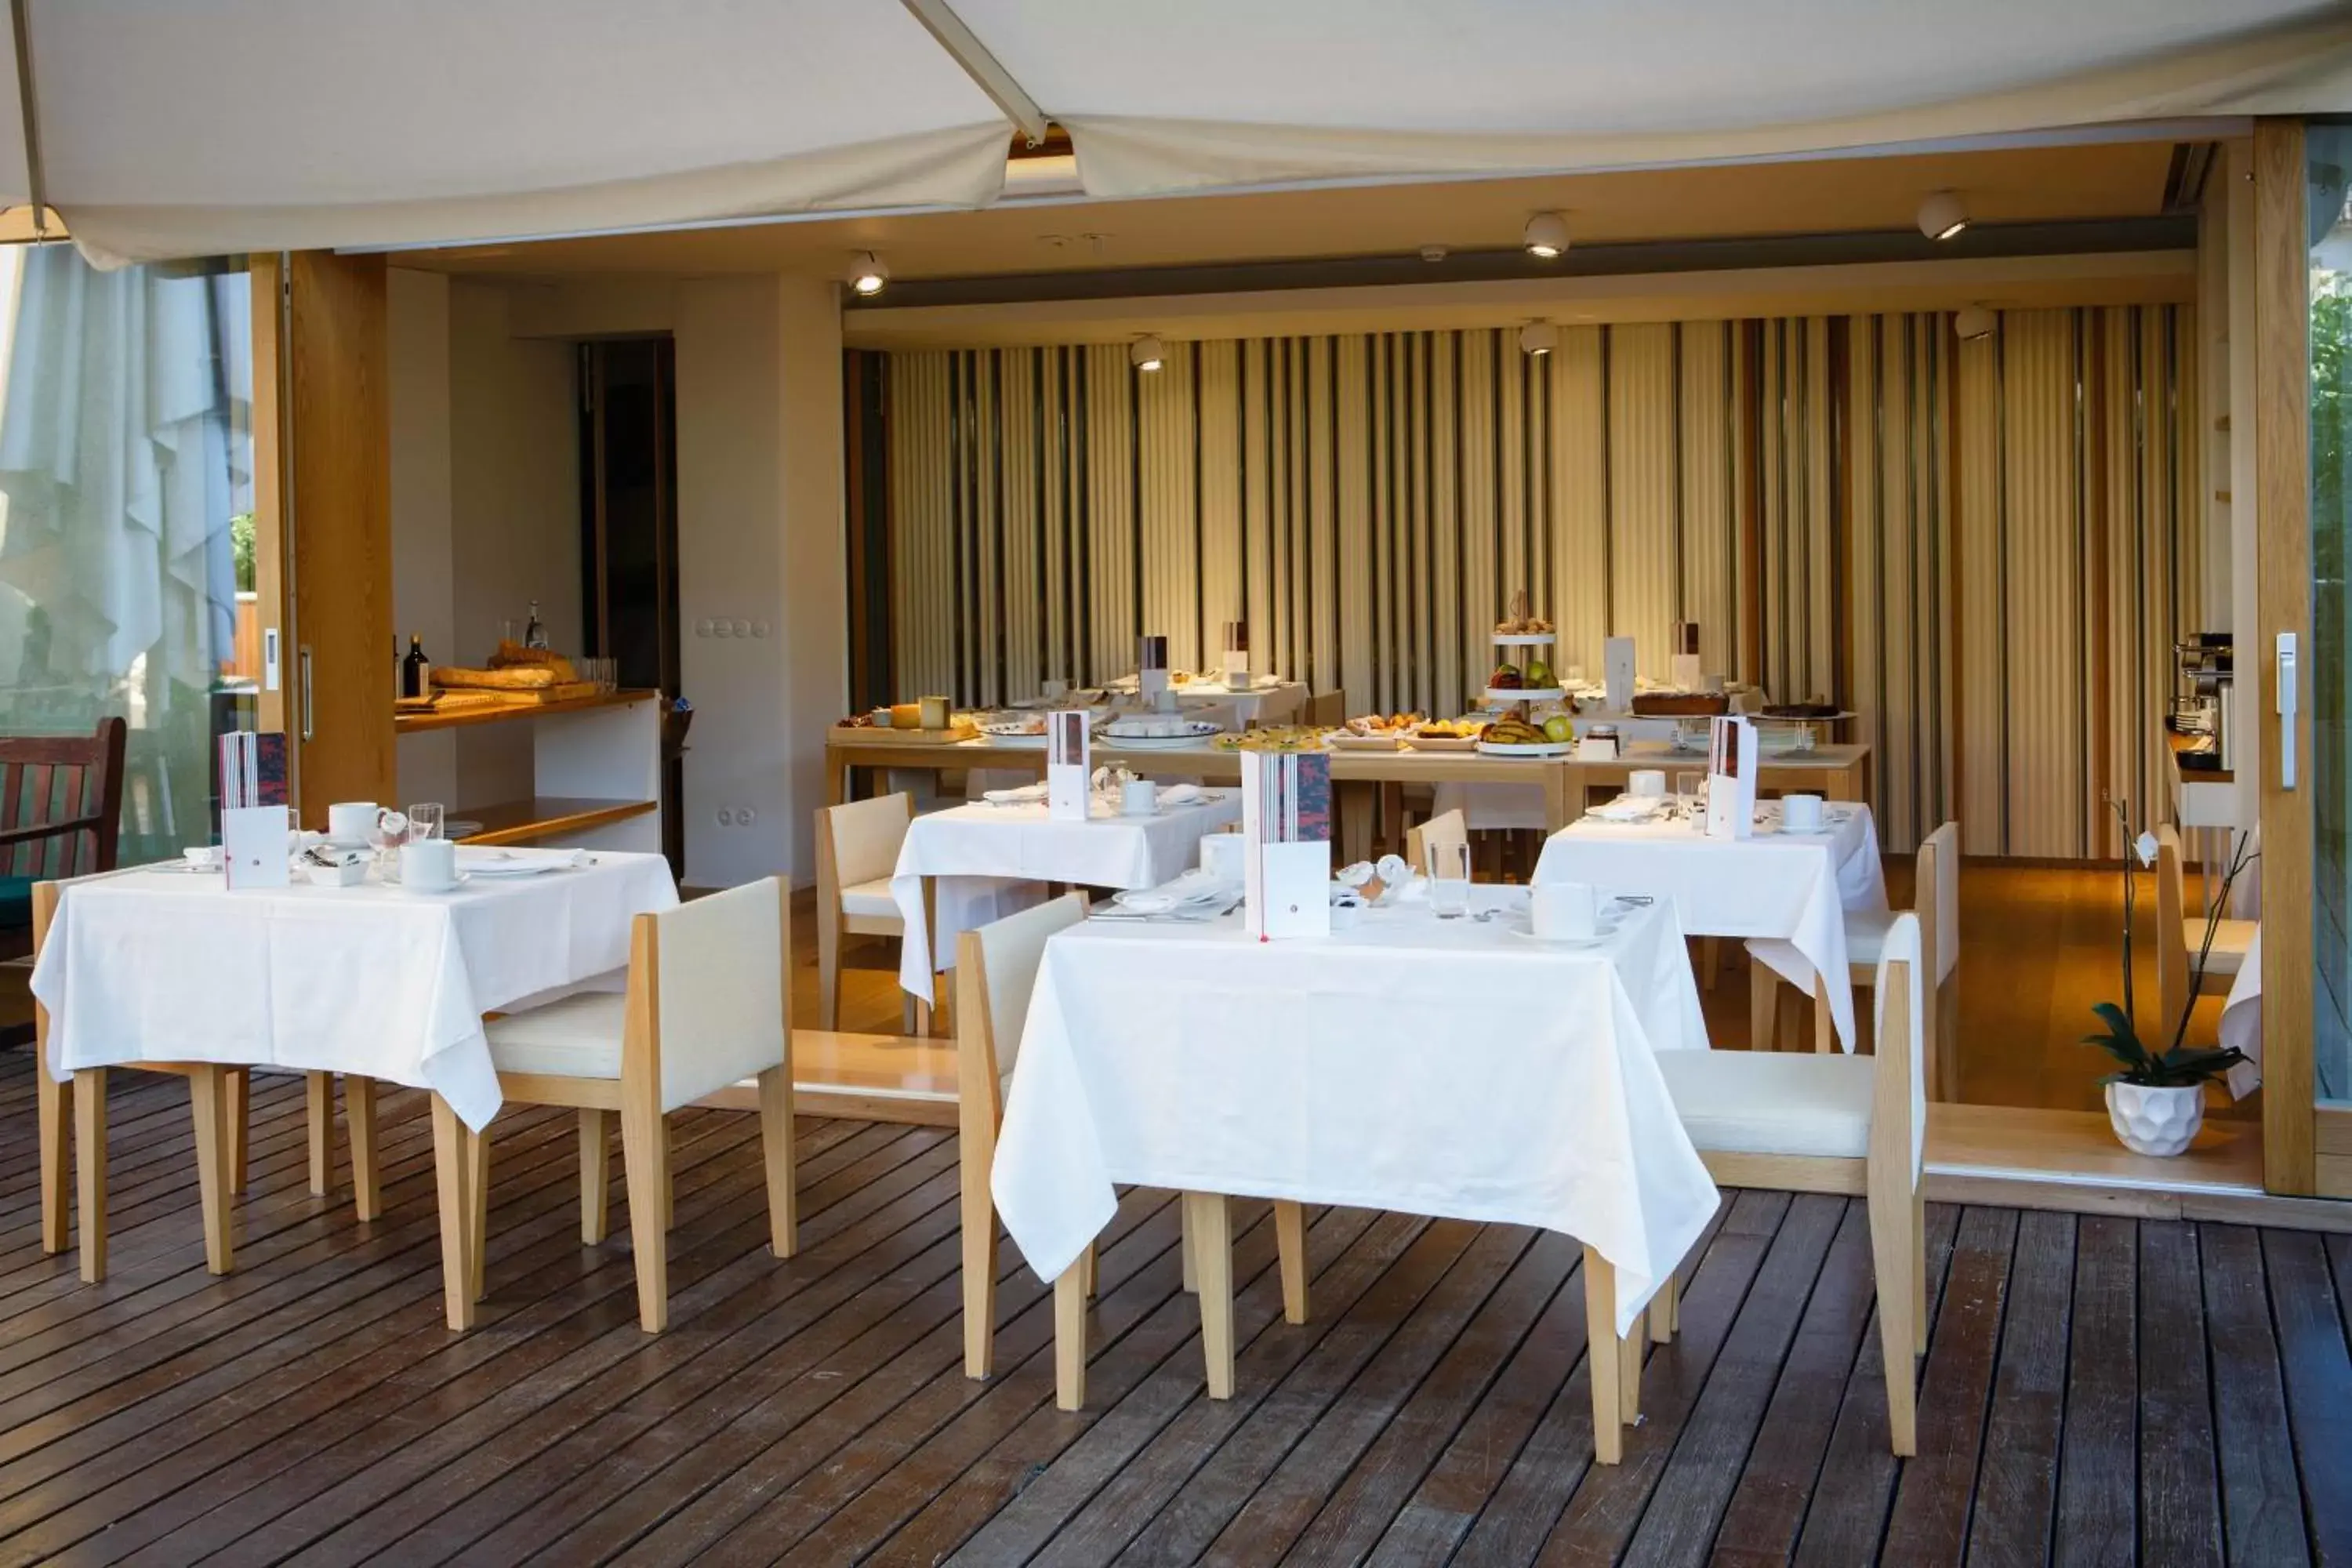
[1654,1050,1876,1160]
[487,992,626,1080]
[2190,918,2258,978]
[840,877,900,919]
[1845,908,1897,967]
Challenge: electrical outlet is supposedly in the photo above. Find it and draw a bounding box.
[717,808,735,826]
[737,807,757,826]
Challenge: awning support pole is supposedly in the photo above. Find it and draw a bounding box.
[9,0,45,236]
[898,0,1048,148]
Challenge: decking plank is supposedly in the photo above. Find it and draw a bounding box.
[2049,1214,2133,1568]
[2263,1227,2352,1563]
[1967,1208,2076,1566]
[2201,1223,2310,1566]
[2137,1222,2223,1566]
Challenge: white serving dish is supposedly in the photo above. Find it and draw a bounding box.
[1475,739,1575,757]
[1490,632,1557,647]
[1482,687,1566,705]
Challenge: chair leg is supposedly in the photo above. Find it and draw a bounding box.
[1913,1183,1929,1357]
[1185,1192,1235,1399]
[188,1065,234,1276]
[817,913,841,1032]
[75,1067,107,1284]
[1275,1200,1308,1325]
[347,1076,382,1221]
[1813,978,1836,1054]
[470,1120,492,1302]
[1584,1246,1624,1465]
[306,1071,335,1196]
[1699,936,1722,992]
[758,1064,797,1258]
[38,1063,68,1255]
[620,1101,671,1331]
[579,1107,612,1244]
[1181,1200,1198,1293]
[1867,1171,1921,1457]
[1749,960,1778,1052]
[960,1145,999,1381]
[226,1069,249,1196]
[1054,1258,1089,1411]
[1080,1243,1097,1301]
[1649,1269,1679,1345]
[430,1096,477,1331]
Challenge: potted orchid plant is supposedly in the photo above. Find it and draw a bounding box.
[2084,799,2255,1156]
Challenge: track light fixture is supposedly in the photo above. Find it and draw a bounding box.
[1954,304,1998,342]
[1519,321,1559,357]
[1131,334,1167,372]
[1522,211,1571,259]
[848,252,888,296]
[1916,191,1969,242]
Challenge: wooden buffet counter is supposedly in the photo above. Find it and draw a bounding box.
[395,688,666,851]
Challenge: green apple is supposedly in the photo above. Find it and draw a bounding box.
[1526,658,1554,687]
[1541,713,1573,743]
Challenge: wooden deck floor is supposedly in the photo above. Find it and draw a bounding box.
[2,1053,2345,1566]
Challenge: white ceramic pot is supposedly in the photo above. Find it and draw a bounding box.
[2105,1081,2205,1157]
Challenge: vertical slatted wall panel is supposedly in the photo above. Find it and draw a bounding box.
[883,310,2199,857]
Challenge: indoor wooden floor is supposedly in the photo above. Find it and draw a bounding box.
[2,1051,2342,1566]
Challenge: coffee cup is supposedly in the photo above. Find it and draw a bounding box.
[1200,830,1245,882]
[183,844,221,871]
[400,837,459,891]
[1780,793,1825,832]
[1628,769,1668,798]
[327,801,378,844]
[1042,677,1068,701]
[1531,881,1600,941]
[1121,779,1158,816]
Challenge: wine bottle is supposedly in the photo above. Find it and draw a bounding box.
[401,633,431,699]
[524,600,547,650]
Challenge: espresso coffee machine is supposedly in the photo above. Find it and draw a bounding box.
[2172,633,2234,770]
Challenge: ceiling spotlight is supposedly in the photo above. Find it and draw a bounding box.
[1954,304,1998,342]
[1131,334,1167,372]
[1519,321,1559,357]
[1523,212,1571,259]
[1916,191,1969,242]
[848,252,888,296]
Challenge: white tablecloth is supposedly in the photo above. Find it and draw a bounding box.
[2221,924,2262,1099]
[991,887,1715,1336]
[1535,801,1889,1049]
[890,792,1245,1004]
[1103,677,1308,727]
[30,851,679,1132]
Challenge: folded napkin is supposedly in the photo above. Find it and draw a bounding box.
[1587,795,1667,823]
[456,845,592,869]
[981,782,1050,805]
[1158,782,1205,805]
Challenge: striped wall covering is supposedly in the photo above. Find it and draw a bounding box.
[880,308,2198,858]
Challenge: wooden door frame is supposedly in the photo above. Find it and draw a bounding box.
[2253,118,2319,1194]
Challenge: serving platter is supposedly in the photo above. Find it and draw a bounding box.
[1482,687,1566,705]
[1474,739,1575,757]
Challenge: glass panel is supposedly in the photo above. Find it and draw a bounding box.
[0,246,255,866]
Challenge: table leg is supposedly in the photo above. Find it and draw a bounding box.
[470,1118,492,1301]
[74,1066,107,1284]
[307,1070,336,1196]
[1548,762,1581,832]
[1749,960,1777,1052]
[826,752,848,808]
[188,1065,234,1276]
[1276,1200,1308,1325]
[38,1062,67,1255]
[1584,1245,1624,1465]
[1185,1192,1236,1399]
[1181,1200,1197,1293]
[1813,977,1836,1054]
[1054,1258,1089,1411]
[347,1076,382,1221]
[227,1069,249,1196]
[1650,1269,1679,1344]
[430,1095,477,1331]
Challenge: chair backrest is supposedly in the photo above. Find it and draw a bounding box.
[956,892,1088,1113]
[2154,823,2191,1025]
[1918,821,1961,985]
[1405,808,1469,877]
[1304,690,1345,728]
[1871,911,1926,1188]
[822,792,913,893]
[0,718,125,881]
[640,878,789,1112]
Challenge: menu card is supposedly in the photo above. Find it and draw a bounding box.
[1604,636,1636,711]
[216,730,289,812]
[223,806,291,890]
[1240,750,1331,940]
[1047,710,1091,822]
[1138,633,1171,702]
[1704,715,1759,840]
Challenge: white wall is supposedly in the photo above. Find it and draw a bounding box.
[387,268,848,888]
[388,267,456,806]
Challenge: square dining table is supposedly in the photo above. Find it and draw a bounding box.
[1534,799,1889,1049]
[990,885,1717,1461]
[887,789,1243,1005]
[30,848,677,1313]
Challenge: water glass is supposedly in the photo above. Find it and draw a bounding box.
[407,802,445,840]
[1430,840,1472,920]
[1675,771,1706,821]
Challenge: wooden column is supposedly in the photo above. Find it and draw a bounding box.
[255,250,394,824]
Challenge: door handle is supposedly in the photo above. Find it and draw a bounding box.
[299,646,314,742]
[2278,630,2299,790]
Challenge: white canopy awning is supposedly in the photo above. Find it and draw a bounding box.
[9,1,2352,265]
[0,0,1014,265]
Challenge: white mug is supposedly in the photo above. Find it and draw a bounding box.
[1531,881,1600,941]
[1201,830,1245,882]
[1628,769,1668,798]
[183,844,221,871]
[1042,677,1068,701]
[400,837,459,891]
[327,801,379,844]
[1121,779,1158,816]
[1780,793,1825,832]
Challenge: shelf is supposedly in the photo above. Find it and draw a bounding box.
[1490,632,1556,647]
[394,688,661,734]
[455,797,659,847]
[1482,687,1566,704]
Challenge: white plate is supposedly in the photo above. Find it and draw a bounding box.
[396,872,473,893]
[1490,632,1557,647]
[979,724,1049,746]
[1099,731,1220,750]
[457,852,573,878]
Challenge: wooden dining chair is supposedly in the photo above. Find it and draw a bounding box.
[1656,912,1929,1455]
[1847,822,1960,1099]
[476,877,797,1333]
[2156,824,2256,1040]
[1403,808,1468,877]
[815,793,928,1033]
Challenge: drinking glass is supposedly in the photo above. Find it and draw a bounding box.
[407,802,445,840]
[368,808,411,880]
[1675,771,1705,822]
[1430,840,1472,920]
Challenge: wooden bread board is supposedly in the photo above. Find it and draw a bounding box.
[827,723,978,745]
